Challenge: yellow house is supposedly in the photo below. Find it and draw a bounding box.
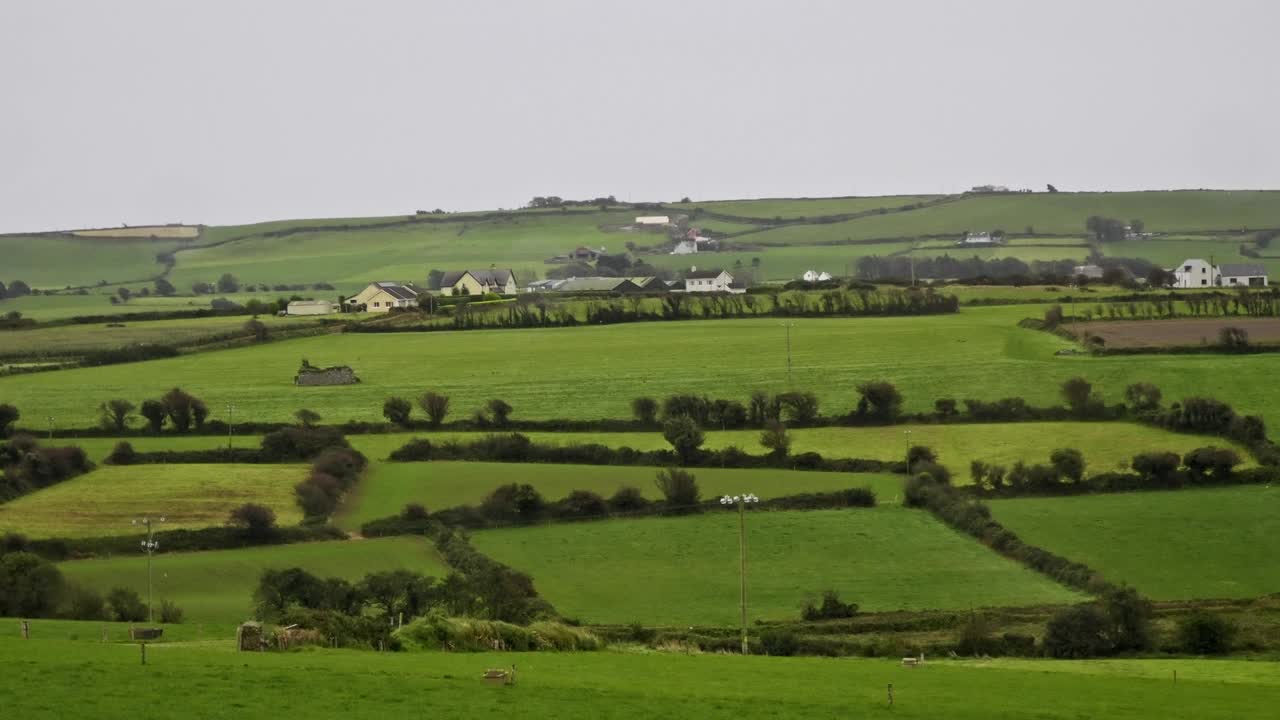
[438,269,517,296]
[346,281,422,312]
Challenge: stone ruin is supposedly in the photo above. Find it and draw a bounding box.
[294,359,360,386]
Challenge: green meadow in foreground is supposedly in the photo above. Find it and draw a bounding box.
[7,305,1280,433]
[991,486,1280,600]
[2,636,1278,720]
[336,462,904,529]
[58,537,447,629]
[472,508,1083,626]
[0,464,308,538]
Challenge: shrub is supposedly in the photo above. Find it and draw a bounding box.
[1060,377,1096,415]
[907,445,937,466]
[97,399,135,431]
[1177,611,1236,654]
[801,590,858,621]
[261,426,350,461]
[382,396,412,426]
[1043,604,1111,658]
[934,398,958,417]
[159,599,184,624]
[227,503,277,539]
[607,486,648,513]
[1182,446,1241,483]
[1101,585,1152,652]
[485,399,513,427]
[402,503,430,521]
[1218,326,1249,350]
[662,416,704,463]
[1049,448,1085,483]
[777,391,820,425]
[480,484,547,524]
[161,387,207,432]
[1131,451,1181,485]
[0,403,18,437]
[139,399,167,432]
[106,587,148,622]
[554,490,608,520]
[760,629,799,656]
[662,395,710,425]
[419,392,450,427]
[0,551,65,617]
[294,408,322,427]
[759,420,791,457]
[653,468,700,514]
[1124,382,1162,412]
[854,381,902,423]
[630,397,658,425]
[63,584,106,620]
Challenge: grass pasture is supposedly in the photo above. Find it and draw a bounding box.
[0,464,307,538]
[473,508,1084,625]
[0,314,326,359]
[336,462,904,528]
[3,639,1279,720]
[58,537,447,628]
[10,305,1280,432]
[0,234,183,289]
[990,486,1280,601]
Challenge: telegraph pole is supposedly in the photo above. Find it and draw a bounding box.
[132,516,164,623]
[720,494,759,655]
[781,322,795,385]
[226,403,235,449]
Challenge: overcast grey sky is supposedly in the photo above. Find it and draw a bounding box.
[2,0,1277,232]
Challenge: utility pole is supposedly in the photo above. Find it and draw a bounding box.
[781,322,795,385]
[720,493,759,655]
[910,242,917,287]
[904,429,913,476]
[226,403,235,449]
[46,416,54,441]
[132,516,164,623]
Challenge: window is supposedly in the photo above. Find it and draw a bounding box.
[1201,280,1207,286]
[1184,265,1191,271]
[1201,267,1206,273]
[373,302,380,307]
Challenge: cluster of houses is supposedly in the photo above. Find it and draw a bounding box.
[528,268,741,294]
[956,231,1006,247]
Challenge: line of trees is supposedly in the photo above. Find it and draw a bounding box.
[0,435,93,503]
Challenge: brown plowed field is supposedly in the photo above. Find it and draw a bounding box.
[1067,317,1280,348]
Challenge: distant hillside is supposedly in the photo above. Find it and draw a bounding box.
[4,190,1280,298]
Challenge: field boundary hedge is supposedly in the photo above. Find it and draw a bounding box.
[13,524,347,562]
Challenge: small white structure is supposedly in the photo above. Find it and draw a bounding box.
[634,216,670,226]
[1072,264,1104,280]
[802,270,833,282]
[670,239,698,255]
[286,300,339,316]
[683,267,741,293]
[957,231,1000,246]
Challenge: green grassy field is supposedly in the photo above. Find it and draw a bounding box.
[3,638,1277,720]
[0,314,326,359]
[62,420,1239,483]
[473,508,1084,625]
[8,305,1273,440]
[1100,236,1280,276]
[0,464,307,538]
[58,537,447,629]
[672,194,940,219]
[990,486,1280,600]
[335,462,904,529]
[0,234,184,289]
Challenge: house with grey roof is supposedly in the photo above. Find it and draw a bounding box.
[1170,258,1268,288]
[1217,263,1268,287]
[346,281,422,312]
[439,268,517,296]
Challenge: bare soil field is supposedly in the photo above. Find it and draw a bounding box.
[1068,317,1280,348]
[71,225,200,239]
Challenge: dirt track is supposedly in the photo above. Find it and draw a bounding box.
[1067,317,1280,348]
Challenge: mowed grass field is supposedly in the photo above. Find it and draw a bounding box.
[473,508,1084,625]
[4,640,1279,720]
[0,464,307,538]
[63,421,1238,484]
[8,304,1280,432]
[335,462,904,529]
[0,314,326,358]
[59,537,447,628]
[990,486,1280,601]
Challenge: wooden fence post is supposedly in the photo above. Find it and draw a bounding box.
[20,620,30,639]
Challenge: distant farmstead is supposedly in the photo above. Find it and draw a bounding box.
[682,268,743,294]
[346,282,422,312]
[286,300,340,316]
[1170,258,1268,288]
[634,216,670,226]
[439,269,517,296]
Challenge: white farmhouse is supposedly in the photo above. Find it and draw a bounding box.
[682,267,743,294]
[1171,258,1268,288]
[634,216,670,226]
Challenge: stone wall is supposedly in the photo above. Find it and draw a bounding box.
[295,365,360,386]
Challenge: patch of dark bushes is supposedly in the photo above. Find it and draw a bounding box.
[905,473,1114,595]
[79,344,181,367]
[387,433,892,473]
[295,447,368,520]
[0,435,94,502]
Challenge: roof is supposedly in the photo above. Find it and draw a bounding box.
[368,281,420,300]
[1218,263,1266,277]
[288,300,334,307]
[441,269,514,287]
[554,277,637,292]
[686,269,729,279]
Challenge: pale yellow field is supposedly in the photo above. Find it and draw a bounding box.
[72,225,201,239]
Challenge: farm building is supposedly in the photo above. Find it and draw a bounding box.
[1072,264,1104,280]
[802,270,833,282]
[439,269,517,296]
[626,276,668,292]
[568,246,607,262]
[553,277,645,294]
[346,282,422,312]
[682,268,742,294]
[285,300,340,316]
[1170,259,1268,288]
[634,216,670,226]
[956,231,1003,246]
